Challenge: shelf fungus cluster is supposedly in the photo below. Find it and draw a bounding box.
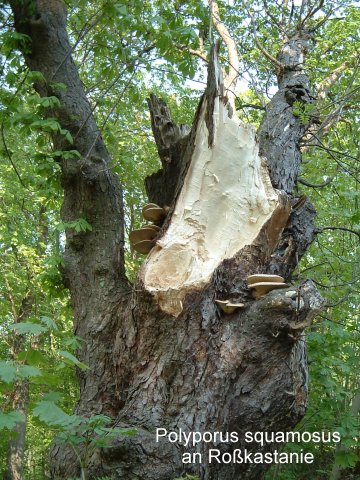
[215,300,245,314]
[247,274,288,299]
[129,203,167,255]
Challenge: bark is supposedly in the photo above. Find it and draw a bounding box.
[9,0,128,419]
[4,209,47,480]
[258,31,315,192]
[3,291,32,480]
[4,381,29,480]
[9,2,325,479]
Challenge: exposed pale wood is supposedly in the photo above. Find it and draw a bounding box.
[142,47,281,317]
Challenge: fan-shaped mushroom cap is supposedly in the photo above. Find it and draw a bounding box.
[247,274,284,285]
[142,203,160,214]
[129,227,157,244]
[215,299,245,314]
[249,282,288,298]
[144,224,161,232]
[143,207,166,222]
[133,240,156,254]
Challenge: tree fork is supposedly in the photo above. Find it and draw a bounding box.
[97,46,323,480]
[9,2,325,479]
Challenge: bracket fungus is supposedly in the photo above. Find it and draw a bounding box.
[128,204,167,255]
[247,274,284,285]
[247,274,288,299]
[142,203,167,223]
[129,216,162,255]
[132,239,156,255]
[144,224,161,232]
[142,203,159,214]
[215,299,245,314]
[129,227,158,244]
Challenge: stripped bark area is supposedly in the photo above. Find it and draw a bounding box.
[143,48,283,317]
[8,1,326,479]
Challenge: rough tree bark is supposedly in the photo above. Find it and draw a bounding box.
[3,290,32,480]
[9,1,326,479]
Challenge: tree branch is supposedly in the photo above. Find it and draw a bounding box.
[209,0,240,100]
[298,176,334,188]
[253,35,283,69]
[303,60,359,149]
[175,43,208,63]
[262,0,286,34]
[245,6,283,70]
[1,122,29,190]
[317,54,358,100]
[315,226,360,240]
[298,0,309,26]
[300,0,325,28]
[281,0,289,31]
[9,0,129,418]
[237,103,266,111]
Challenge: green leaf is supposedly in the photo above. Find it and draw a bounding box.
[115,4,128,16]
[28,70,46,83]
[335,450,358,468]
[49,81,67,91]
[8,322,47,335]
[52,150,81,160]
[40,315,58,330]
[31,373,60,387]
[42,392,63,402]
[58,350,89,370]
[60,128,73,143]
[30,118,60,132]
[18,365,42,379]
[0,361,17,383]
[18,349,48,366]
[57,218,92,233]
[0,411,24,430]
[32,401,81,428]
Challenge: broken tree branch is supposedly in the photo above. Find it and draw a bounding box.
[209,0,240,103]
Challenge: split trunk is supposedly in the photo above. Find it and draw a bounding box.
[9,2,324,479]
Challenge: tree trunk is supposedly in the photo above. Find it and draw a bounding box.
[4,206,50,480]
[4,381,29,480]
[9,2,325,479]
[3,288,32,480]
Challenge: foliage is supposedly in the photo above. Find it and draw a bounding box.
[32,399,136,474]
[174,476,200,480]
